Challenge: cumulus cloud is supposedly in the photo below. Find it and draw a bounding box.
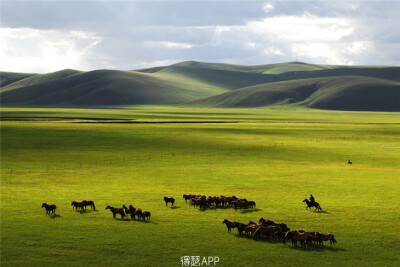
[0,28,101,72]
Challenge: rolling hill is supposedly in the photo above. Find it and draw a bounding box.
[0,69,83,93]
[0,71,36,88]
[1,61,399,111]
[188,76,400,111]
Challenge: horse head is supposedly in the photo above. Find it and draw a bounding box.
[105,206,110,210]
[303,199,308,203]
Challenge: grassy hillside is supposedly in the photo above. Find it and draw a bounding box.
[0,69,231,106]
[2,61,399,110]
[0,71,36,87]
[1,69,82,92]
[189,76,400,111]
[1,107,399,266]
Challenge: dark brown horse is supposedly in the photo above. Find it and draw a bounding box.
[141,211,151,221]
[105,206,125,219]
[164,197,175,206]
[42,203,56,215]
[71,201,84,211]
[303,199,322,211]
[222,219,236,233]
[82,200,96,210]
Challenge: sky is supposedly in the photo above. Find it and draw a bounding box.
[1,0,399,73]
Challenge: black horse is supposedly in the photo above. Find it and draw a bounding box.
[164,197,175,206]
[303,199,322,211]
[42,203,57,215]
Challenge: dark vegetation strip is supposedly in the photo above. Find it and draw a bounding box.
[71,121,239,124]
[0,116,135,121]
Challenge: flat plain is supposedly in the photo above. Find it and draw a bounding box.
[1,106,399,266]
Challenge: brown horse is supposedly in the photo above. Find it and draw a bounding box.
[317,233,337,245]
[164,197,175,206]
[105,206,125,219]
[222,219,236,233]
[252,226,276,240]
[233,222,248,236]
[42,203,56,215]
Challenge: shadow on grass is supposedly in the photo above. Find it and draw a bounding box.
[288,245,345,252]
[169,206,181,209]
[311,210,330,214]
[76,209,99,214]
[49,214,61,219]
[114,218,158,224]
[240,208,262,214]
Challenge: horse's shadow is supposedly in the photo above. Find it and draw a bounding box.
[288,245,345,252]
[115,218,158,224]
[76,209,98,214]
[232,234,281,244]
[49,214,61,219]
[169,206,181,209]
[312,210,330,214]
[240,208,262,214]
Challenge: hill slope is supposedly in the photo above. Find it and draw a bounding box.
[0,70,226,106]
[1,61,399,110]
[188,76,400,111]
[0,71,36,87]
[1,69,82,92]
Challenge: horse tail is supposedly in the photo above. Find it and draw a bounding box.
[332,235,337,244]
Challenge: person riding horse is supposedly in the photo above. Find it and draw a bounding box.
[309,194,315,204]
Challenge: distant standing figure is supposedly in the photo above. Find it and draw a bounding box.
[348,160,352,164]
[310,194,315,204]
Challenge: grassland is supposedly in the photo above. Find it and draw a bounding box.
[1,106,399,266]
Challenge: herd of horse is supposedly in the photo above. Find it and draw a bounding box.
[105,205,151,221]
[222,217,336,248]
[42,195,334,248]
[183,194,256,209]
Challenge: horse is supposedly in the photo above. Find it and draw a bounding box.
[141,211,151,221]
[105,206,125,219]
[303,199,322,211]
[233,222,248,236]
[42,203,56,215]
[317,233,337,245]
[252,226,276,240]
[82,200,96,210]
[348,160,352,164]
[222,219,236,233]
[134,208,143,220]
[183,194,191,202]
[71,201,84,211]
[164,197,175,206]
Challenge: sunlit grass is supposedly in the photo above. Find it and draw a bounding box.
[1,107,399,266]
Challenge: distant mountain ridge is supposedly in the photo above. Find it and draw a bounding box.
[1,61,399,111]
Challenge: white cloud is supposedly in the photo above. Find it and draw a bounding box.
[0,28,101,72]
[158,41,194,49]
[263,3,274,13]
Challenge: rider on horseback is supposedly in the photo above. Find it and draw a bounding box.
[310,194,315,204]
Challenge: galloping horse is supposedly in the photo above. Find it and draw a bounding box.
[303,199,322,211]
[42,203,57,215]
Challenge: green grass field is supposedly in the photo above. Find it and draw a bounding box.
[1,106,399,266]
